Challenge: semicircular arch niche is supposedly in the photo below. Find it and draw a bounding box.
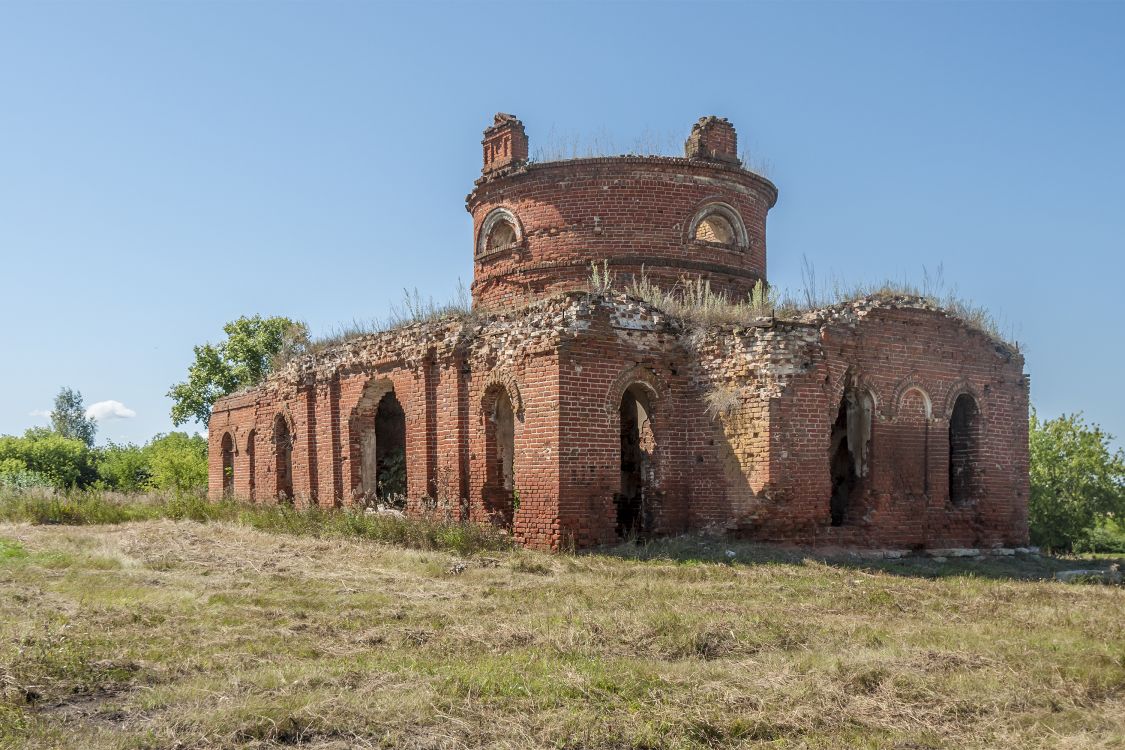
[898,387,933,422]
[938,378,984,422]
[890,374,934,421]
[603,365,668,421]
[477,207,524,256]
[686,201,749,250]
[482,369,523,418]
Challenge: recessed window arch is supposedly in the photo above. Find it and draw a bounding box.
[828,386,874,526]
[220,432,235,497]
[618,382,659,538]
[688,202,749,250]
[948,393,983,506]
[477,207,523,256]
[245,429,257,500]
[481,382,519,529]
[272,413,294,503]
[349,378,408,509]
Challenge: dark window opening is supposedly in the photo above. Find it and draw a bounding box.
[273,415,293,502]
[949,394,981,506]
[246,430,256,500]
[829,389,873,526]
[617,384,655,538]
[374,391,407,507]
[220,433,234,497]
[483,388,517,528]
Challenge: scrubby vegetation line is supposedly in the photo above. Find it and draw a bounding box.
[0,489,513,557]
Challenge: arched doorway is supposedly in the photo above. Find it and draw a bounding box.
[483,386,517,527]
[829,388,873,526]
[373,391,409,508]
[273,414,293,502]
[351,380,409,507]
[220,433,235,497]
[617,383,656,538]
[949,394,981,506]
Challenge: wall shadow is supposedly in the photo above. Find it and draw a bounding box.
[590,535,1124,582]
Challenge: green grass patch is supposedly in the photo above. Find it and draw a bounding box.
[0,538,26,562]
[0,514,1122,749]
[0,488,513,557]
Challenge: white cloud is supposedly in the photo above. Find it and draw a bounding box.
[29,409,51,419]
[85,400,137,421]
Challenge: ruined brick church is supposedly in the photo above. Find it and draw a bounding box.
[208,114,1030,551]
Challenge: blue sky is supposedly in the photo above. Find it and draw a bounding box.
[1,1,1123,447]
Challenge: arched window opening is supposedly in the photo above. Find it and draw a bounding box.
[220,433,235,497]
[949,394,982,506]
[617,383,656,538]
[373,391,407,508]
[688,203,748,250]
[487,220,518,253]
[272,415,293,503]
[483,386,517,528]
[245,430,256,501]
[493,393,515,491]
[829,388,873,526]
[695,214,735,244]
[477,208,522,256]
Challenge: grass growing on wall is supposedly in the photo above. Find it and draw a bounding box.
[613,262,1015,348]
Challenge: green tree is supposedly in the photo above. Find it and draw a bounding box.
[145,432,208,492]
[50,387,97,447]
[96,441,152,492]
[0,429,93,488]
[1029,411,1125,551]
[168,316,308,426]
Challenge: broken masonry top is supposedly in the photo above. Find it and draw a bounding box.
[480,113,742,174]
[684,116,738,164]
[482,113,529,174]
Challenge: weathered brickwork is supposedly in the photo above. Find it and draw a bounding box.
[469,115,776,309]
[209,114,1030,551]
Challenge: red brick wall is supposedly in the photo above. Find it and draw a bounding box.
[467,157,777,309]
[750,307,1029,549]
[209,296,1028,552]
[209,312,570,549]
[208,114,1028,552]
[552,299,739,547]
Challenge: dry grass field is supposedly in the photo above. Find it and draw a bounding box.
[0,518,1122,749]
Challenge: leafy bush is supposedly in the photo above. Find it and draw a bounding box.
[0,467,54,491]
[1073,520,1125,555]
[377,449,407,507]
[96,442,151,492]
[0,430,93,488]
[1029,411,1125,551]
[145,432,208,492]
